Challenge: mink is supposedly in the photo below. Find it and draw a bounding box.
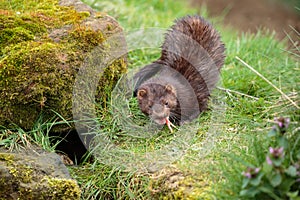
[133,15,225,126]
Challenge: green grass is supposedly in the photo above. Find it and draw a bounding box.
[0,111,66,152]
[1,0,299,199]
[74,0,299,199]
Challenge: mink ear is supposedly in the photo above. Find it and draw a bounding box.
[165,84,176,95]
[137,88,147,99]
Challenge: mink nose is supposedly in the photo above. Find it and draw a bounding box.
[151,104,167,118]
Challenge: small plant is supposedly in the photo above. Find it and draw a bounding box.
[240,117,300,199]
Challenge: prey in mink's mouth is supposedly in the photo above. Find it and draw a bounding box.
[137,83,178,132]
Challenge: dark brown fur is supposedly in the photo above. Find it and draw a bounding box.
[134,15,225,125]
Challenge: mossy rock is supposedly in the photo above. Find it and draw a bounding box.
[149,166,213,199]
[0,0,127,131]
[0,147,81,200]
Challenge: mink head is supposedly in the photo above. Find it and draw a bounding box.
[137,83,178,125]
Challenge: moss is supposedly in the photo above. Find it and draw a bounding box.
[0,0,89,55]
[43,176,81,199]
[67,25,106,51]
[0,153,34,197]
[0,41,77,130]
[0,0,127,131]
[149,167,213,199]
[96,58,127,108]
[0,27,35,50]
[9,164,33,183]
[0,153,33,184]
[0,153,14,163]
[172,176,213,200]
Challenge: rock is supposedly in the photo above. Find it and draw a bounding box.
[0,148,81,199]
[149,166,213,199]
[0,0,127,131]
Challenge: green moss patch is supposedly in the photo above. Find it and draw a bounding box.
[149,167,212,199]
[43,177,81,200]
[0,0,89,55]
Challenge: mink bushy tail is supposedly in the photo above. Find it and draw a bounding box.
[134,15,225,115]
[154,15,225,111]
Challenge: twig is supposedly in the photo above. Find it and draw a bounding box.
[283,29,299,57]
[217,86,261,101]
[289,25,300,37]
[235,56,299,109]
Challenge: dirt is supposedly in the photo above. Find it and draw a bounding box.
[191,0,300,46]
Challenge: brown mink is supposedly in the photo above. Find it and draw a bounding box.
[133,15,225,127]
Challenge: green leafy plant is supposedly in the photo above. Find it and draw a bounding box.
[240,117,300,199]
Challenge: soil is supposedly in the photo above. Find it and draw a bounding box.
[191,0,300,46]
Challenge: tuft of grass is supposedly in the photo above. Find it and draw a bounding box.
[69,162,150,199]
[0,112,67,152]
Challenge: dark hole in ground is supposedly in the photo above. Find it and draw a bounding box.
[49,130,92,164]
